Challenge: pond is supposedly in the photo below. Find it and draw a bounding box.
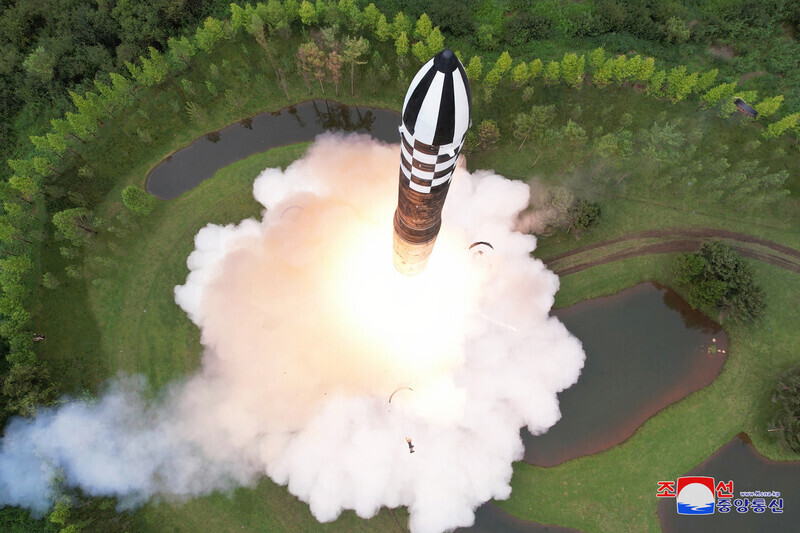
[523,282,727,467]
[659,433,800,532]
[146,100,400,199]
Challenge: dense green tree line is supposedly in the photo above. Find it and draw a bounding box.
[0,0,229,161]
[370,1,800,107]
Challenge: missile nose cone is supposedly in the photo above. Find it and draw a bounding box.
[433,49,458,73]
[401,49,471,147]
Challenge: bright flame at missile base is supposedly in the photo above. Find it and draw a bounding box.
[0,135,585,533]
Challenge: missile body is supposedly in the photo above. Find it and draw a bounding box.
[393,49,471,276]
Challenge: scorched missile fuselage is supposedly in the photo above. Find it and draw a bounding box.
[393,49,471,276]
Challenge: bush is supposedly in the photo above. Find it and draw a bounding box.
[477,120,500,150]
[41,272,60,289]
[461,129,479,155]
[673,241,765,323]
[502,12,552,46]
[770,366,800,454]
[426,0,474,37]
[568,200,601,233]
[2,362,56,417]
[121,185,156,216]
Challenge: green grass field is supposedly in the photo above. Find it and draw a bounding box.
[29,30,800,533]
[134,477,409,533]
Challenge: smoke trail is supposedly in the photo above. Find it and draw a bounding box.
[514,182,575,235]
[0,134,584,533]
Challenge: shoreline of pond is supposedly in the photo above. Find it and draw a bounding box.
[145,100,400,200]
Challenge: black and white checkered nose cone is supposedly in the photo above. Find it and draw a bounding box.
[393,49,472,276]
[402,49,471,148]
[399,50,472,194]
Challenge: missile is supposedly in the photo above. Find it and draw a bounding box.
[393,49,471,276]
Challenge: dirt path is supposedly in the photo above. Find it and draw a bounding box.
[543,228,800,276]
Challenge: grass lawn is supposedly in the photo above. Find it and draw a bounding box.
[133,477,409,533]
[529,194,800,267]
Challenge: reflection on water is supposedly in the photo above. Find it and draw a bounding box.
[311,99,377,131]
[660,434,800,532]
[656,282,719,334]
[524,283,727,467]
[146,100,400,200]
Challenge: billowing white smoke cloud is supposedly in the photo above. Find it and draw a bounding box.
[0,134,584,533]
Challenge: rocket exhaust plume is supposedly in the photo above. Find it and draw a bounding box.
[393,49,471,276]
[0,136,585,531]
[0,121,584,533]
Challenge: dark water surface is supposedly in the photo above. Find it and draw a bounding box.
[523,282,727,467]
[146,100,400,199]
[659,434,800,532]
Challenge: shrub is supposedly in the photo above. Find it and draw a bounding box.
[121,185,156,216]
[770,366,800,454]
[568,200,601,233]
[2,362,56,417]
[477,120,500,150]
[41,272,60,289]
[673,241,765,322]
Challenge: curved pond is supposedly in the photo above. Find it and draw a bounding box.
[146,100,400,199]
[659,433,800,532]
[523,282,727,467]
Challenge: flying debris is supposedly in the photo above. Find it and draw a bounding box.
[388,386,414,403]
[392,49,472,276]
[389,388,415,453]
[280,205,303,219]
[469,241,494,256]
